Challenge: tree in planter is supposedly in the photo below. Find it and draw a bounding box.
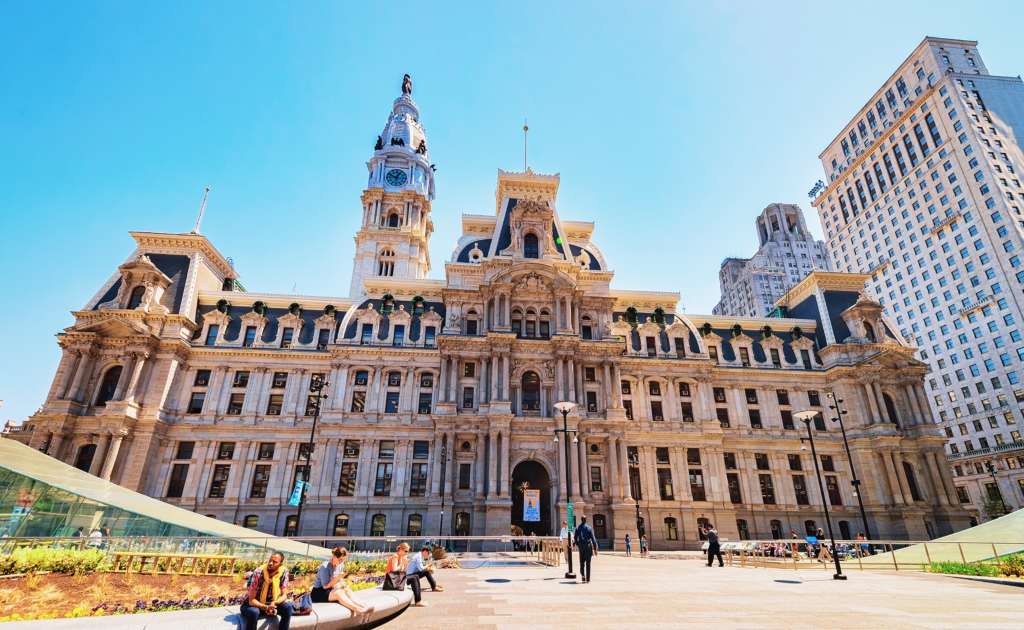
[982,496,1011,521]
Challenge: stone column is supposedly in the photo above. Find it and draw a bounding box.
[881,451,905,505]
[430,435,444,496]
[905,385,923,427]
[438,356,448,403]
[488,431,498,499]
[449,359,459,405]
[99,430,128,481]
[891,452,915,504]
[603,363,613,410]
[555,359,564,403]
[578,436,590,500]
[502,354,510,401]
[47,433,65,460]
[480,358,489,404]
[490,355,499,401]
[475,434,486,497]
[874,383,888,422]
[933,452,961,505]
[575,361,584,406]
[608,437,620,500]
[123,352,150,402]
[443,434,454,499]
[66,352,95,402]
[557,435,568,502]
[613,364,623,409]
[862,382,882,424]
[567,359,576,404]
[89,434,111,477]
[619,440,633,501]
[504,294,511,328]
[112,354,135,400]
[916,385,936,423]
[554,299,562,331]
[569,433,581,501]
[55,350,80,400]
[500,430,510,496]
[482,298,489,333]
[924,454,951,506]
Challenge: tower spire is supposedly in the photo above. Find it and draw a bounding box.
[190,187,210,235]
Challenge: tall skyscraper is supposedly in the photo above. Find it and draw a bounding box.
[713,203,831,317]
[812,37,1024,518]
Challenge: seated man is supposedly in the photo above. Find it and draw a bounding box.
[405,545,443,592]
[241,552,295,630]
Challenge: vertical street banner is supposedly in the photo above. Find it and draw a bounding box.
[524,489,540,521]
[289,481,308,506]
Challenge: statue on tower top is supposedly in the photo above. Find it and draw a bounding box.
[402,74,413,96]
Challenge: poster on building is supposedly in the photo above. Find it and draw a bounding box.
[523,489,540,521]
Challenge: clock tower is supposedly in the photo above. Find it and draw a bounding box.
[349,74,435,298]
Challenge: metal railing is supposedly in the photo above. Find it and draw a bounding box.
[0,535,564,570]
[709,539,1024,572]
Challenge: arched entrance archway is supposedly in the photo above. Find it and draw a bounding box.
[511,460,551,537]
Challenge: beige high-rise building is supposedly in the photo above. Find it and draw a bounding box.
[713,204,831,317]
[812,37,1024,521]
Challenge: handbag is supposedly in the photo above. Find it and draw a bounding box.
[382,570,406,591]
[293,591,313,615]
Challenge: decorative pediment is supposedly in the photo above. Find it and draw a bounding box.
[855,348,928,370]
[389,304,413,325]
[355,305,383,324]
[514,272,553,293]
[276,312,305,329]
[637,317,662,336]
[664,320,690,337]
[313,313,336,328]
[204,309,231,327]
[729,333,755,346]
[760,335,785,350]
[790,336,816,351]
[703,331,723,344]
[420,306,443,327]
[67,313,153,338]
[610,316,633,337]
[240,311,268,327]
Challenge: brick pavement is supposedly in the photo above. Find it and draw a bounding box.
[376,553,1024,630]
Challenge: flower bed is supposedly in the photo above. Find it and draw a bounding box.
[923,553,1024,579]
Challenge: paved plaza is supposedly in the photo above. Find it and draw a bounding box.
[380,553,1024,630]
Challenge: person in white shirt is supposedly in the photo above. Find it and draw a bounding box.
[558,521,570,563]
[405,546,443,593]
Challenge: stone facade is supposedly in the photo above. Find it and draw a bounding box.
[12,78,970,548]
[813,37,1024,519]
[713,204,831,317]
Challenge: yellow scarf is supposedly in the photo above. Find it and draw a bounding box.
[258,565,283,605]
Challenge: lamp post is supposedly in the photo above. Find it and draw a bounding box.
[985,461,1010,516]
[627,451,644,542]
[794,410,846,581]
[553,401,578,580]
[438,445,451,537]
[294,373,329,536]
[826,391,872,540]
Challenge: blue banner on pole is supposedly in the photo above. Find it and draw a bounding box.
[288,481,307,506]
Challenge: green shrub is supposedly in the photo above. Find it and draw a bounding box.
[290,560,322,577]
[925,560,1001,577]
[344,558,385,574]
[235,560,259,574]
[0,548,108,576]
[998,553,1024,578]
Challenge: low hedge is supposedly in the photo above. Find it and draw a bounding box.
[925,553,1024,578]
[0,548,106,576]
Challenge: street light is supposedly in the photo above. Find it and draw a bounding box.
[293,372,329,537]
[794,410,846,581]
[553,401,578,580]
[438,445,452,538]
[627,451,644,544]
[985,461,1010,516]
[827,391,872,540]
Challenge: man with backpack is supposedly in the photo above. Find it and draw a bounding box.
[573,515,598,583]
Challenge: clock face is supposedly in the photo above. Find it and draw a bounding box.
[386,169,408,186]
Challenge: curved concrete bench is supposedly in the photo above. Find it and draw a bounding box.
[3,587,413,630]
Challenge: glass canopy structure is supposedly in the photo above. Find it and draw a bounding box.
[0,438,326,560]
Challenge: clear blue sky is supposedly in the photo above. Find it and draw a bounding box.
[3,1,1024,425]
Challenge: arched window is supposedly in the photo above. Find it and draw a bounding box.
[388,213,400,228]
[521,371,540,411]
[333,514,349,536]
[539,309,550,339]
[284,515,298,536]
[525,309,537,337]
[127,285,146,309]
[511,309,523,336]
[524,233,539,258]
[769,519,782,540]
[378,249,396,277]
[407,514,423,536]
[664,517,678,541]
[737,519,749,540]
[455,512,471,536]
[370,513,386,536]
[882,392,900,426]
[466,309,478,335]
[581,315,593,340]
[94,365,123,406]
[243,515,259,529]
[864,321,877,342]
[74,444,96,472]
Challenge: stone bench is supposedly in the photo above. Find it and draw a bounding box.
[4,587,413,630]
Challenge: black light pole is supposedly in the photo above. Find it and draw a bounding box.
[438,445,451,537]
[985,462,1009,516]
[795,410,846,580]
[553,401,578,580]
[827,391,872,540]
[294,373,329,536]
[627,452,644,542]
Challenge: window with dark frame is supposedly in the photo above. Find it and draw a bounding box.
[410,463,429,496]
[658,468,674,500]
[759,474,776,504]
[781,410,795,430]
[754,452,770,470]
[588,391,599,413]
[727,473,742,504]
[250,465,271,498]
[462,387,474,409]
[591,466,602,491]
[233,371,250,388]
[205,325,219,346]
[418,393,432,414]
[413,441,429,458]
[194,370,211,386]
[378,441,395,458]
[820,454,835,472]
[266,394,284,415]
[228,393,245,414]
[716,407,730,427]
[208,464,230,498]
[243,327,257,347]
[788,453,803,470]
[776,389,790,406]
[338,463,358,496]
[689,468,705,501]
[651,400,664,420]
[679,382,691,397]
[176,441,195,459]
[166,464,189,498]
[459,463,471,489]
[374,463,393,496]
[723,452,737,469]
[351,391,366,412]
[793,475,809,505]
[281,328,294,348]
[217,442,235,460]
[385,392,400,414]
[258,443,275,459]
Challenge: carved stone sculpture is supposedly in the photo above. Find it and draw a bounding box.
[402,74,413,96]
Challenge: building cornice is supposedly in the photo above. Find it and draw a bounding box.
[129,232,237,280]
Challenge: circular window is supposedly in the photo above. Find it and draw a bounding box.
[462,441,471,451]
[590,444,599,453]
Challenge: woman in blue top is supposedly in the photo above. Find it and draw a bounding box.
[312,546,373,617]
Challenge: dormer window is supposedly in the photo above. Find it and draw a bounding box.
[281,328,294,348]
[205,325,219,346]
[524,233,539,258]
[244,327,257,347]
[127,285,145,309]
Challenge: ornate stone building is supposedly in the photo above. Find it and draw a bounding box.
[14,78,969,547]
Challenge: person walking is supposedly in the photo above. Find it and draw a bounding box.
[558,520,571,564]
[573,515,598,583]
[703,524,723,567]
[639,535,648,558]
[624,534,631,557]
